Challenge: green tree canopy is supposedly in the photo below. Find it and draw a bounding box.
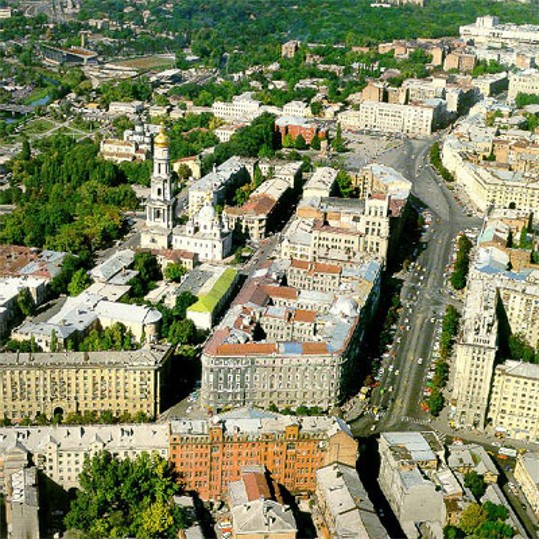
[64,451,186,538]
[68,268,93,296]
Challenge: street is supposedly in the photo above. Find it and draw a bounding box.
[351,137,482,436]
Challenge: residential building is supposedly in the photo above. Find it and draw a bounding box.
[168,408,358,501]
[108,101,144,116]
[451,279,498,430]
[0,277,47,339]
[0,344,172,421]
[200,258,381,412]
[281,41,300,58]
[0,246,66,280]
[42,45,98,65]
[14,290,162,350]
[0,424,168,490]
[275,116,325,145]
[215,123,245,143]
[514,452,539,518]
[443,51,477,73]
[5,467,40,539]
[0,7,12,18]
[508,68,539,100]
[100,138,147,163]
[224,177,291,241]
[212,92,262,121]
[282,100,312,118]
[378,432,447,538]
[338,101,438,136]
[460,16,539,47]
[302,167,338,198]
[232,499,296,539]
[488,360,539,442]
[473,72,509,97]
[447,443,499,484]
[188,157,248,214]
[316,462,389,539]
[173,155,202,180]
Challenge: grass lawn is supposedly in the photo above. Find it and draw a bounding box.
[22,118,55,135]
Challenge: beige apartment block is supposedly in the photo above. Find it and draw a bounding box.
[488,361,539,442]
[514,452,539,518]
[0,344,173,420]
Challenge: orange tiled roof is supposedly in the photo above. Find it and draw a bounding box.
[294,309,317,323]
[217,342,278,356]
[264,285,298,300]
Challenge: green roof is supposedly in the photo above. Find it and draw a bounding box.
[187,268,237,314]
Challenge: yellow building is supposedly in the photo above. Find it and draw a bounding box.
[514,452,539,519]
[0,344,173,420]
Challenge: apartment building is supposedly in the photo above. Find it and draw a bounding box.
[224,177,290,241]
[281,40,300,58]
[108,101,144,115]
[378,432,447,539]
[473,72,509,98]
[188,157,248,214]
[168,409,358,501]
[488,361,539,442]
[514,452,539,518]
[212,92,262,120]
[443,51,477,73]
[200,259,381,412]
[100,138,147,163]
[338,101,437,136]
[275,116,325,145]
[303,167,338,198]
[0,344,173,420]
[460,16,539,47]
[508,69,539,100]
[0,424,168,489]
[282,100,312,118]
[316,463,389,539]
[451,279,498,430]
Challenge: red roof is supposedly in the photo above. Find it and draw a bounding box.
[243,472,272,501]
[294,309,317,323]
[217,343,278,356]
[264,285,298,300]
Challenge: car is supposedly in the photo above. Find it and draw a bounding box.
[406,326,410,331]
[370,425,376,431]
[395,369,400,376]
[417,357,423,365]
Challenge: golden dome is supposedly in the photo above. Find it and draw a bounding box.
[154,125,169,148]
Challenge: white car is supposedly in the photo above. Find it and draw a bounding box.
[417,358,423,365]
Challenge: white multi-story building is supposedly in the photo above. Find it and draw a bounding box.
[378,432,447,539]
[460,16,539,47]
[488,360,539,442]
[508,68,539,101]
[212,92,262,120]
[0,424,168,490]
[514,452,539,518]
[451,279,498,430]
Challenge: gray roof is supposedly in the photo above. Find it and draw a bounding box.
[232,499,296,534]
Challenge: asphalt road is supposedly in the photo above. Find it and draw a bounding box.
[351,137,482,436]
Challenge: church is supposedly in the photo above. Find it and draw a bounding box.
[140,126,233,262]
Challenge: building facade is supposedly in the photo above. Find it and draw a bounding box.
[168,410,358,501]
[0,344,173,421]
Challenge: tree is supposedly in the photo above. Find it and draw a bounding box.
[336,169,353,198]
[165,263,187,283]
[294,134,307,150]
[17,288,35,317]
[506,229,513,248]
[464,471,486,499]
[176,164,192,180]
[428,390,444,416]
[64,451,185,537]
[310,134,321,150]
[283,133,294,148]
[20,137,31,161]
[68,268,92,296]
[332,123,346,152]
[310,101,323,117]
[459,503,487,536]
[168,319,196,346]
[133,252,162,284]
[173,292,198,319]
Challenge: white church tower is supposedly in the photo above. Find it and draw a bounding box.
[141,125,176,249]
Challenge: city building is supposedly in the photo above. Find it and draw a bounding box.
[0,424,169,490]
[508,68,539,101]
[473,72,509,97]
[443,51,477,73]
[168,408,358,501]
[42,45,98,65]
[0,344,172,421]
[0,246,66,280]
[108,101,144,116]
[0,7,12,18]
[212,92,262,121]
[514,452,539,519]
[200,256,382,412]
[100,138,147,163]
[447,443,499,484]
[282,100,312,118]
[460,16,539,47]
[378,432,448,538]
[224,177,291,241]
[451,279,498,430]
[13,290,162,351]
[281,40,300,58]
[302,167,338,199]
[488,361,539,442]
[5,466,40,539]
[316,462,389,539]
[275,116,325,145]
[215,123,245,143]
[232,499,296,539]
[338,101,439,136]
